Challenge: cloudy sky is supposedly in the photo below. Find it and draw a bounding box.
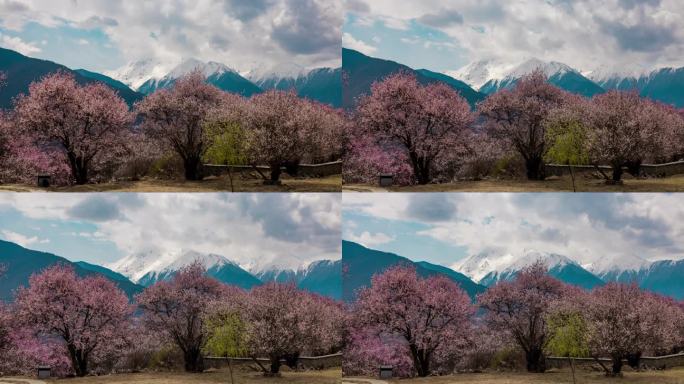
[343,193,684,270]
[0,0,342,73]
[343,0,684,73]
[0,193,340,271]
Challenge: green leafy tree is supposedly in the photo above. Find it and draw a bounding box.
[204,311,248,358]
[546,305,590,384]
[545,103,590,191]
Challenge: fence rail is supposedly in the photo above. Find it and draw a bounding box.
[547,353,684,370]
[545,160,684,178]
[203,161,342,178]
[204,353,342,370]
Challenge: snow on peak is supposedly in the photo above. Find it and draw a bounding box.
[507,58,576,78]
[451,58,578,89]
[582,252,651,275]
[166,58,236,79]
[449,59,513,89]
[107,249,235,283]
[246,62,312,82]
[453,249,576,283]
[105,58,171,90]
[586,63,652,83]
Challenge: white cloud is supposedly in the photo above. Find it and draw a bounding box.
[2,0,342,71]
[346,0,684,72]
[0,193,340,271]
[1,230,49,247]
[0,33,41,55]
[344,193,684,269]
[347,231,394,247]
[342,32,376,55]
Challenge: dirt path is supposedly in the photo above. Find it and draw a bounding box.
[0,175,341,193]
[343,174,684,192]
[0,378,47,384]
[342,378,388,384]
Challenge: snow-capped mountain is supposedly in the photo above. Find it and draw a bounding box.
[588,66,684,107]
[136,58,262,96]
[105,58,170,90]
[254,259,342,299]
[107,249,261,288]
[450,59,519,90]
[453,249,604,289]
[246,62,313,85]
[473,58,605,97]
[247,64,342,107]
[585,63,651,85]
[107,250,341,298]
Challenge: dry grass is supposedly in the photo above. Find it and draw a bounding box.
[346,367,684,384]
[0,175,341,193]
[343,174,684,192]
[38,367,341,384]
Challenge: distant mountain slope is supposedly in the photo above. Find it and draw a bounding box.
[0,47,142,108]
[254,259,341,300]
[341,48,485,109]
[110,250,262,289]
[455,250,604,290]
[137,59,262,97]
[297,259,341,300]
[589,67,684,107]
[596,259,684,300]
[0,240,142,301]
[250,67,342,107]
[477,58,605,97]
[74,69,143,105]
[342,240,485,302]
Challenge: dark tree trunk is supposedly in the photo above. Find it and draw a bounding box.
[265,163,282,185]
[183,157,202,181]
[611,164,623,183]
[268,355,282,376]
[626,160,642,177]
[67,344,89,377]
[409,153,432,185]
[284,161,300,177]
[627,352,642,370]
[525,348,546,373]
[610,354,623,377]
[67,152,89,185]
[284,352,300,369]
[409,344,431,377]
[525,156,545,180]
[183,347,204,372]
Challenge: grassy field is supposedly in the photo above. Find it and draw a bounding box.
[0,174,341,193]
[343,174,684,192]
[0,367,342,384]
[344,367,684,384]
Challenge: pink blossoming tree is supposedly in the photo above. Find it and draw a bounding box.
[356,72,474,185]
[15,264,133,377]
[136,71,226,181]
[14,71,132,184]
[136,262,225,372]
[244,90,338,184]
[479,70,569,180]
[244,282,316,375]
[354,266,475,377]
[478,261,565,372]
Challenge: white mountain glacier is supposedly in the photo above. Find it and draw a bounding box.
[246,62,312,84]
[107,249,240,284]
[105,58,171,90]
[580,252,651,276]
[453,249,576,283]
[452,58,576,90]
[449,59,514,89]
[585,63,651,84]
